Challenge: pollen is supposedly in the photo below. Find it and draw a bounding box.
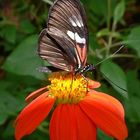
[48,72,87,104]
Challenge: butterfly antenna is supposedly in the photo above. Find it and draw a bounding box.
[101,71,127,92]
[95,45,125,67]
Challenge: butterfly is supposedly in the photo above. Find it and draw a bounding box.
[38,0,94,75]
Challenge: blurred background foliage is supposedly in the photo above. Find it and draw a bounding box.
[0,0,140,139]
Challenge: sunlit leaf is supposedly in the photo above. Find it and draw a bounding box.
[113,0,125,23]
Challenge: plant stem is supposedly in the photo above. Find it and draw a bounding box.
[107,0,111,29]
[42,0,53,5]
[94,41,123,56]
[106,20,117,57]
[106,0,112,56]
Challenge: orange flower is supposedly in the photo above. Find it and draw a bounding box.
[15,72,128,140]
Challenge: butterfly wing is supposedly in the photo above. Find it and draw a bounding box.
[38,0,88,71]
[39,29,76,71]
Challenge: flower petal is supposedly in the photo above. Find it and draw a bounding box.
[87,78,101,89]
[25,86,48,102]
[50,104,96,140]
[75,105,97,140]
[80,92,128,140]
[50,104,77,140]
[15,93,55,140]
[88,90,125,118]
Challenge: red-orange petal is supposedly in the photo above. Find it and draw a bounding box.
[25,86,48,102]
[50,104,77,140]
[15,93,55,140]
[79,92,128,140]
[50,104,97,140]
[87,78,101,89]
[75,105,97,140]
[88,90,125,118]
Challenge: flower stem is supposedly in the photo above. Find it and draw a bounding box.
[107,0,111,29]
[92,41,123,59]
[106,0,118,57]
[106,20,117,57]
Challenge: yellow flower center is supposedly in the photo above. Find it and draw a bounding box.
[48,72,87,104]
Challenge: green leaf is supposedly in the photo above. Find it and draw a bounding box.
[125,26,140,57]
[125,97,140,122]
[84,0,117,19]
[0,25,17,44]
[98,129,113,140]
[126,70,140,97]
[124,70,140,121]
[20,20,36,34]
[0,80,13,90]
[89,33,100,50]
[2,121,14,138]
[100,60,128,98]
[88,33,100,64]
[113,0,125,23]
[0,113,8,125]
[0,91,21,115]
[3,34,45,79]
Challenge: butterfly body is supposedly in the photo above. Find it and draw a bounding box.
[75,64,95,74]
[38,0,93,75]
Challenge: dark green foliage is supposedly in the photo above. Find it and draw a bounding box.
[0,0,140,139]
